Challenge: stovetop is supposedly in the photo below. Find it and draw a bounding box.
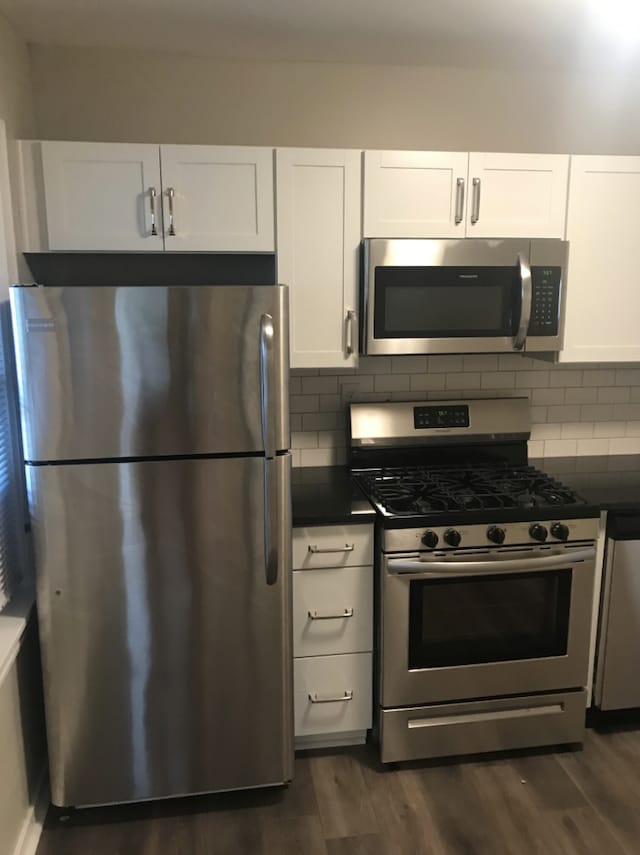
[353,463,598,527]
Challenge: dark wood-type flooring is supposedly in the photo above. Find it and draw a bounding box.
[36,725,640,855]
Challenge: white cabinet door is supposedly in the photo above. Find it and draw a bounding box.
[294,653,372,737]
[276,148,361,369]
[363,150,469,238]
[41,142,163,250]
[466,153,569,239]
[561,156,640,363]
[160,145,274,252]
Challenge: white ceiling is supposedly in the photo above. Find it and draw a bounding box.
[1,0,639,70]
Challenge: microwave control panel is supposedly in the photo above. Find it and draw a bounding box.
[528,266,561,336]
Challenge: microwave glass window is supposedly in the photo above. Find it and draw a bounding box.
[408,570,572,669]
[374,265,519,339]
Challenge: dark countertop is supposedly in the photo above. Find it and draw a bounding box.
[532,455,640,514]
[292,466,376,527]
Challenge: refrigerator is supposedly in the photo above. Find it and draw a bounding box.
[10,284,293,808]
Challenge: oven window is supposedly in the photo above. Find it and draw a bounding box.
[408,570,572,669]
[374,265,519,339]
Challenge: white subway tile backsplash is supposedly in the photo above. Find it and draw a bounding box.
[597,387,630,404]
[391,356,427,373]
[428,355,463,373]
[544,439,578,457]
[481,372,516,389]
[463,355,499,372]
[547,405,582,423]
[290,395,319,413]
[289,358,640,465]
[576,438,610,455]
[565,388,597,405]
[516,371,550,388]
[374,374,411,392]
[410,373,447,391]
[446,372,481,390]
[531,388,565,405]
[301,375,338,395]
[549,370,583,388]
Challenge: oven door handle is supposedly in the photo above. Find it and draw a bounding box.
[386,547,596,577]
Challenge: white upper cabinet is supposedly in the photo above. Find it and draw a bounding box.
[41,142,163,251]
[466,153,569,239]
[363,150,469,238]
[159,145,274,252]
[276,148,361,369]
[561,156,640,363]
[363,150,569,239]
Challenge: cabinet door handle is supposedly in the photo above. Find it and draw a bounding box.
[308,690,353,704]
[455,177,465,224]
[308,543,355,554]
[470,177,481,224]
[149,186,158,236]
[166,187,176,236]
[345,309,357,355]
[308,608,354,620]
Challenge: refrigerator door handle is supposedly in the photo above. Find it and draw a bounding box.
[260,314,278,585]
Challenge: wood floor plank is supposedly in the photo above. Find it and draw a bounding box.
[325,834,387,855]
[260,815,328,855]
[543,807,630,855]
[310,750,379,840]
[509,753,588,813]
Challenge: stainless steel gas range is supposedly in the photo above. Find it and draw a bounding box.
[349,398,599,764]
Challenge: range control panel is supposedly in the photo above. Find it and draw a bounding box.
[414,404,470,430]
[529,266,561,336]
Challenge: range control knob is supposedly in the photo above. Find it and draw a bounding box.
[487,526,506,545]
[529,524,548,543]
[421,530,439,549]
[444,529,462,548]
[551,522,570,542]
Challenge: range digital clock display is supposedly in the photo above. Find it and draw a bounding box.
[413,405,470,429]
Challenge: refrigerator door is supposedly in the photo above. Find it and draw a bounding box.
[29,453,293,807]
[10,285,289,462]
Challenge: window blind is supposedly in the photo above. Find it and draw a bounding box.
[0,304,26,612]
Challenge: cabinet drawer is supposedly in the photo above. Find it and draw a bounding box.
[293,525,373,570]
[293,565,372,657]
[294,653,372,737]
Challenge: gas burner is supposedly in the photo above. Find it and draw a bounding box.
[355,464,588,519]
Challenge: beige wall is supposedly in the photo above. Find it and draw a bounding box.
[0,12,34,139]
[30,44,640,153]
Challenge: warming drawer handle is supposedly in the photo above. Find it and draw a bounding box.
[308,690,353,704]
[308,608,354,621]
[387,547,596,577]
[407,703,564,729]
[308,543,355,554]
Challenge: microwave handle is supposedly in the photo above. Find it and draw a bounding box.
[513,252,532,351]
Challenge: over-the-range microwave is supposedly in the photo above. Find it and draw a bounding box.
[360,238,568,356]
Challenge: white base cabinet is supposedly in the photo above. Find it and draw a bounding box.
[276,148,361,369]
[561,155,640,363]
[292,524,374,749]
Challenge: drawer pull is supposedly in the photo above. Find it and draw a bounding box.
[308,543,355,554]
[308,608,354,621]
[308,690,354,704]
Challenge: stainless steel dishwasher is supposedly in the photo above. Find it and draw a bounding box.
[595,512,640,711]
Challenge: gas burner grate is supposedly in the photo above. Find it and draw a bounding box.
[355,465,587,517]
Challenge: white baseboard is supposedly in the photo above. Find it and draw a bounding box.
[12,766,48,855]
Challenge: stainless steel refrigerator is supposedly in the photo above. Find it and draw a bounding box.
[10,284,293,808]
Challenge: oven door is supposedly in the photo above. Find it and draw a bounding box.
[362,238,531,355]
[381,545,596,707]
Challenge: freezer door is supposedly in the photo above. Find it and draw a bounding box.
[29,454,293,807]
[10,285,289,461]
